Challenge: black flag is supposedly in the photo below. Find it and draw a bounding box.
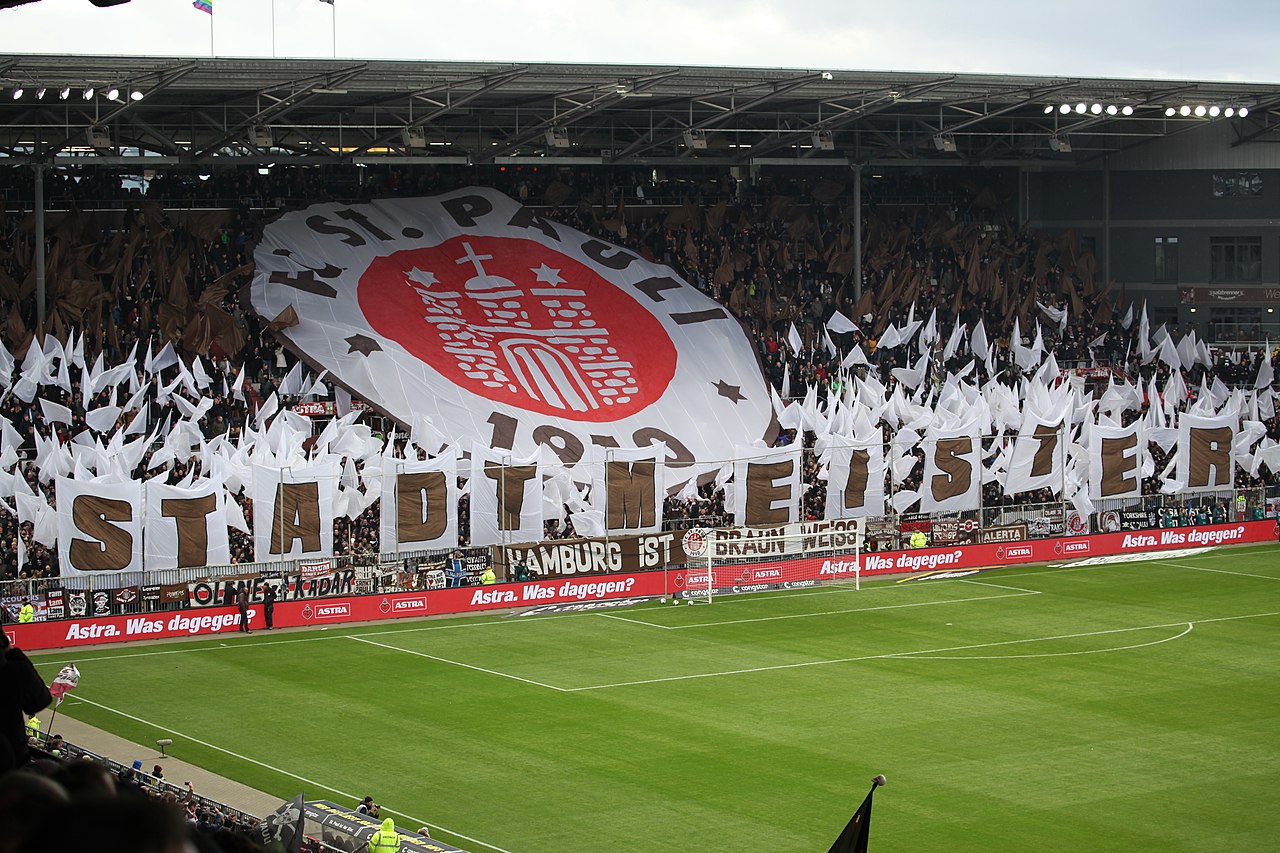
[260,793,306,853]
[828,776,885,853]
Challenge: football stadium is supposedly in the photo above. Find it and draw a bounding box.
[2,4,1280,851]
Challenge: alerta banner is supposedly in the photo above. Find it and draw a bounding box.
[9,520,1274,651]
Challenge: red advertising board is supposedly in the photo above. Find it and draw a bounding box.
[8,521,1274,652]
[9,573,672,651]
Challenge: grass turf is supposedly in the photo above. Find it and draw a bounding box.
[31,544,1280,852]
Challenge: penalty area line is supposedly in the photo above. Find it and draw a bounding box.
[665,590,1039,630]
[346,636,568,692]
[565,610,1280,691]
[67,694,517,853]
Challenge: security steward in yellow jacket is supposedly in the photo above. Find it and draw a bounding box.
[908,530,928,549]
[369,817,400,853]
[18,599,34,623]
[479,566,496,585]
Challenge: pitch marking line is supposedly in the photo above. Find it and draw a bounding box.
[67,694,516,853]
[1160,561,1280,582]
[659,590,1039,630]
[898,623,1195,660]
[347,636,568,692]
[563,610,1280,692]
[595,613,675,629]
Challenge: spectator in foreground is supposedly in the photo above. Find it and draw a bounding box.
[0,632,51,773]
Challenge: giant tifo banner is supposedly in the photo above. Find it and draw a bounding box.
[250,188,774,464]
[10,521,1273,651]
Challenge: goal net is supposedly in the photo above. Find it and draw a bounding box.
[677,521,863,604]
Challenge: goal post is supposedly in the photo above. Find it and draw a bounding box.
[676,520,864,604]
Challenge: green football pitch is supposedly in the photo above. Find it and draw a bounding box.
[31,544,1280,852]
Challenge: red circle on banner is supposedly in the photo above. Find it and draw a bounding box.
[357,235,676,421]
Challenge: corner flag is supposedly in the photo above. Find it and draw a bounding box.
[828,775,885,853]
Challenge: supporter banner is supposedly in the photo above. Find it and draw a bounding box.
[252,462,337,562]
[13,521,1274,650]
[379,452,458,553]
[187,570,357,608]
[144,479,231,570]
[712,518,863,559]
[1176,412,1236,492]
[825,438,886,520]
[591,445,665,534]
[979,524,1029,544]
[919,419,982,513]
[1028,507,1065,538]
[732,444,802,527]
[931,517,979,545]
[1090,422,1145,500]
[495,531,688,577]
[249,188,773,466]
[1004,411,1066,496]
[469,445,544,547]
[56,478,144,576]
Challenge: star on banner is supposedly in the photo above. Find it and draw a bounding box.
[713,380,746,403]
[531,264,565,286]
[345,334,382,356]
[407,268,438,288]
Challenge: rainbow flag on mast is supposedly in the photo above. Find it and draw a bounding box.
[192,0,212,14]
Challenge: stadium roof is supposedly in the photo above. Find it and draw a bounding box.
[1,54,1278,168]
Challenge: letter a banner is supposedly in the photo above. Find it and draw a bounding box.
[250,188,773,464]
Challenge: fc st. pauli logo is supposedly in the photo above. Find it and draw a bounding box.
[359,235,676,421]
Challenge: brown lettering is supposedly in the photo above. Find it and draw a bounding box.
[70,495,134,571]
[931,439,973,501]
[606,460,656,531]
[745,460,794,526]
[1100,433,1139,497]
[397,471,448,544]
[1188,426,1233,488]
[842,449,871,511]
[161,495,216,568]
[483,462,539,531]
[270,482,322,555]
[1031,422,1061,479]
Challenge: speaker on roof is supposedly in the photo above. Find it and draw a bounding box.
[682,128,707,150]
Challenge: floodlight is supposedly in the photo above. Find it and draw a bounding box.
[1179,105,1191,116]
[1224,107,1235,117]
[1121,105,1134,116]
[35,87,46,99]
[1208,105,1220,117]
[1239,106,1249,117]
[106,87,120,101]
[82,87,94,99]
[1105,104,1118,115]
[10,87,22,100]
[1090,103,1102,114]
[1059,103,1071,114]
[1194,105,1206,117]
[130,90,144,101]
[59,86,70,99]
[1164,107,1176,117]
[1075,103,1086,114]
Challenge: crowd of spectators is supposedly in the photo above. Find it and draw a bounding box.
[2,163,1278,581]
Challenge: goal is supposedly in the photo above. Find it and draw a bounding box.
[677,521,863,604]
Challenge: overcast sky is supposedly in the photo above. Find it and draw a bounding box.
[0,0,1276,83]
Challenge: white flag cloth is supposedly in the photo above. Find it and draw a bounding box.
[589,444,665,534]
[56,477,144,576]
[251,462,337,561]
[825,311,859,335]
[379,450,458,553]
[918,417,982,513]
[731,444,802,526]
[1003,405,1067,496]
[825,434,886,519]
[49,664,80,705]
[39,398,73,426]
[1088,421,1146,500]
[144,478,231,570]
[787,322,804,355]
[1175,411,1236,492]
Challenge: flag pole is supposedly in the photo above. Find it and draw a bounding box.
[271,0,277,57]
[209,8,214,57]
[47,696,61,734]
[331,1,337,58]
